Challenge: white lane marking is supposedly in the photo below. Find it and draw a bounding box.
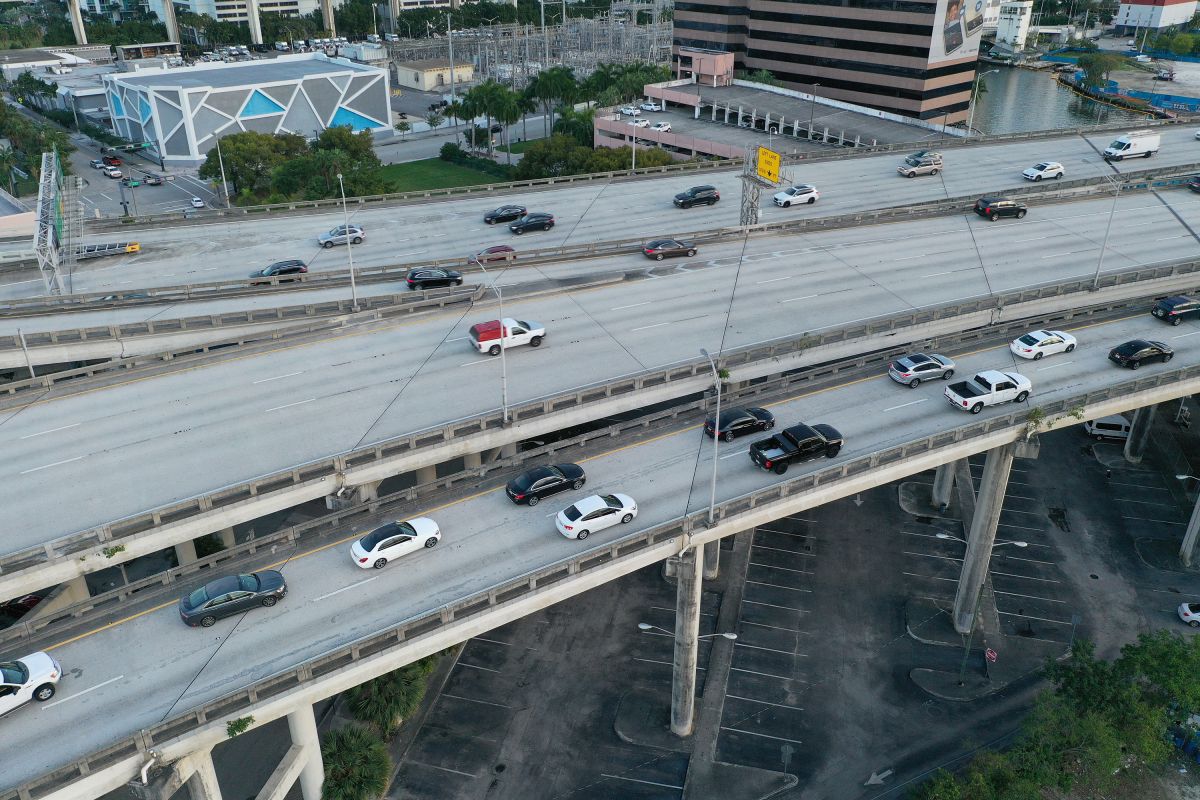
[780,294,818,304]
[720,449,748,460]
[884,398,927,412]
[1173,330,1200,339]
[20,422,81,439]
[458,359,493,368]
[1156,235,1190,241]
[313,576,378,601]
[920,271,953,278]
[755,275,792,284]
[1040,251,1085,259]
[892,253,927,261]
[1013,235,1049,242]
[202,267,218,271]
[42,675,124,709]
[611,301,651,311]
[20,455,85,475]
[445,336,468,342]
[252,371,304,384]
[0,278,40,287]
[1036,360,1073,371]
[631,321,670,332]
[264,398,314,412]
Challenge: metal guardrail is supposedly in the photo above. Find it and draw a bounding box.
[1,254,1197,579]
[10,163,1198,319]
[8,360,1199,800]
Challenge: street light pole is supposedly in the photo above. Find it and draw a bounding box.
[638,623,737,640]
[1092,177,1121,290]
[335,172,359,312]
[473,261,510,424]
[700,348,721,527]
[214,136,229,208]
[966,68,998,138]
[807,83,820,138]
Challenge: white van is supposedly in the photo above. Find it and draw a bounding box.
[274,41,290,51]
[1104,130,1160,160]
[1084,415,1131,441]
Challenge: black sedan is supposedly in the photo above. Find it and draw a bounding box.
[509,212,555,234]
[643,239,697,260]
[704,407,774,441]
[179,571,286,627]
[485,205,527,224]
[506,463,586,506]
[406,268,463,290]
[249,259,308,283]
[1108,339,1174,369]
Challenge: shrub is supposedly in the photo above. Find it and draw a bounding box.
[320,725,391,800]
[439,142,464,161]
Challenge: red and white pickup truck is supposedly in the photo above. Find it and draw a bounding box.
[469,317,546,355]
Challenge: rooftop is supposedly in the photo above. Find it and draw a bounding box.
[111,54,380,90]
[395,59,456,71]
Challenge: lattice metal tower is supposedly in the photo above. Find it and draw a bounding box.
[32,152,65,295]
[739,148,762,227]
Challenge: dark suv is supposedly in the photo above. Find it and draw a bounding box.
[249,260,307,283]
[973,197,1027,221]
[673,185,719,208]
[1152,295,1200,325]
[1188,176,1200,194]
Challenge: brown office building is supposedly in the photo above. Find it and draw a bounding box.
[673,0,984,124]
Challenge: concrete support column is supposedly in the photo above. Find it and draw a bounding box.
[218,528,236,548]
[463,452,482,469]
[951,442,1015,634]
[932,463,955,511]
[288,705,324,800]
[1124,403,1158,464]
[415,465,437,487]
[66,0,87,45]
[1181,491,1200,566]
[671,546,703,737]
[355,481,380,504]
[320,0,336,35]
[27,575,90,621]
[702,540,720,580]
[186,750,223,800]
[160,0,180,43]
[175,539,198,566]
[246,0,264,45]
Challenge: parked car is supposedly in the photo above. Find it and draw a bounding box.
[1178,602,1200,627]
[673,185,719,208]
[190,197,206,208]
[628,118,650,128]
[178,571,286,627]
[1152,295,1200,325]
[944,371,1031,413]
[643,238,696,260]
[318,224,364,247]
[888,353,956,388]
[143,175,163,185]
[509,212,555,234]
[896,150,942,177]
[249,260,308,283]
[406,268,463,289]
[1084,415,1131,441]
[1189,176,1200,194]
[1009,329,1077,360]
[749,422,843,475]
[102,166,122,179]
[619,106,641,116]
[772,184,819,208]
[1108,339,1173,369]
[639,101,662,111]
[89,159,104,169]
[704,407,774,441]
[102,154,122,166]
[350,518,440,569]
[555,493,638,540]
[469,245,516,266]
[469,317,545,355]
[1022,162,1065,181]
[506,463,586,506]
[973,196,1027,221]
[484,205,526,224]
[0,652,61,717]
[650,121,672,132]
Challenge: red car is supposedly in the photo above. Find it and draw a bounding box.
[103,155,122,166]
[642,238,697,260]
[469,245,516,266]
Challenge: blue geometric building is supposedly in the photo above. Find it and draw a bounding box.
[102,53,391,166]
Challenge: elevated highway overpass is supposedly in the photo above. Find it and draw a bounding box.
[3,306,1198,798]
[5,189,1200,597]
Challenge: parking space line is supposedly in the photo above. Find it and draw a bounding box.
[1001,509,1043,516]
[441,693,513,708]
[749,561,813,575]
[903,572,958,582]
[735,642,809,657]
[903,551,962,563]
[1004,494,1038,501]
[600,774,684,790]
[997,610,1073,625]
[1122,516,1184,525]
[473,637,514,647]
[746,580,811,593]
[989,570,1060,584]
[651,606,715,617]
[1003,555,1058,566]
[753,544,815,555]
[1116,498,1175,508]
[993,590,1065,603]
[756,528,813,538]
[730,666,806,682]
[742,600,808,612]
[720,727,804,745]
[636,657,707,669]
[997,522,1047,532]
[727,694,803,711]
[1110,481,1167,490]
[409,762,476,778]
[739,620,811,634]
[457,662,500,673]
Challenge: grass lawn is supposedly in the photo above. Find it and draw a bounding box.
[378,158,498,192]
[496,139,537,154]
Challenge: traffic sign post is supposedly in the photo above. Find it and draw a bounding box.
[985,648,997,663]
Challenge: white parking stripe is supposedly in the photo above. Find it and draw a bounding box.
[41,675,124,709]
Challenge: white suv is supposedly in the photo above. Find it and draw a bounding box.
[1022,162,1064,181]
[0,652,61,717]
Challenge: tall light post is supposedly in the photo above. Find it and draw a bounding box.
[446,14,456,105]
[966,68,998,138]
[472,260,510,424]
[335,173,359,312]
[700,348,722,527]
[1092,174,1122,290]
[638,623,737,640]
[214,136,230,208]
[807,82,821,138]
[937,533,1027,684]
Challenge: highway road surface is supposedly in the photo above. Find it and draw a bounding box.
[2,189,1200,553]
[0,306,1190,791]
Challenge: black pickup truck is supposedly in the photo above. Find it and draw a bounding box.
[749,423,843,475]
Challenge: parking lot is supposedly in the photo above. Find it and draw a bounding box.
[66,138,221,220]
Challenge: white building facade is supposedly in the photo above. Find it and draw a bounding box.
[996,0,1034,49]
[145,0,349,24]
[1113,0,1198,33]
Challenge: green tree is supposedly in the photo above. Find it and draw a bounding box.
[394,120,411,138]
[1171,32,1194,55]
[552,106,595,148]
[527,65,577,136]
[512,133,593,179]
[491,88,523,164]
[197,131,302,195]
[424,110,444,131]
[748,68,782,87]
[1076,52,1123,89]
[319,725,391,800]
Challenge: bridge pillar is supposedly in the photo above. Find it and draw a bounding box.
[320,0,336,35]
[288,704,324,800]
[415,465,437,487]
[702,540,720,580]
[25,575,90,621]
[1124,403,1158,464]
[245,0,264,45]
[175,539,198,566]
[463,451,482,469]
[671,545,703,736]
[66,0,87,45]
[951,442,1014,634]
[186,749,223,800]
[355,481,380,504]
[931,462,955,511]
[218,528,236,548]
[1182,492,1200,566]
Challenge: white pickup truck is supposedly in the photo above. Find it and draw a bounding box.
[944,370,1031,414]
[468,317,546,355]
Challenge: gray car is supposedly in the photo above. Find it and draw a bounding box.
[179,571,287,627]
[897,151,943,178]
[318,224,364,248]
[888,353,956,387]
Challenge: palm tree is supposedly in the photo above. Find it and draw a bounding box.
[0,147,18,195]
[492,88,523,164]
[320,725,391,800]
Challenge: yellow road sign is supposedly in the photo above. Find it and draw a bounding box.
[756,146,780,184]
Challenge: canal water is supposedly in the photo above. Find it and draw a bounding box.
[968,65,1151,134]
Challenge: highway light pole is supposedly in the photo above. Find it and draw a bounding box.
[1092,175,1122,291]
[966,69,998,138]
[335,173,360,312]
[473,261,510,424]
[807,83,820,138]
[700,348,721,527]
[638,623,737,641]
[214,136,229,208]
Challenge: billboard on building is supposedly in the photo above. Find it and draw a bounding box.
[929,0,985,64]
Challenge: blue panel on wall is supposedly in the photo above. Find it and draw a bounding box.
[139,97,152,123]
[109,92,125,118]
[330,106,379,132]
[240,89,286,118]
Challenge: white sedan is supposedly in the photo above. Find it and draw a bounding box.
[1022,161,1064,181]
[640,101,662,112]
[350,517,440,568]
[555,493,637,540]
[619,106,641,117]
[1009,329,1077,360]
[190,197,206,208]
[772,184,820,207]
[650,122,672,132]
[0,652,61,717]
[628,118,650,128]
